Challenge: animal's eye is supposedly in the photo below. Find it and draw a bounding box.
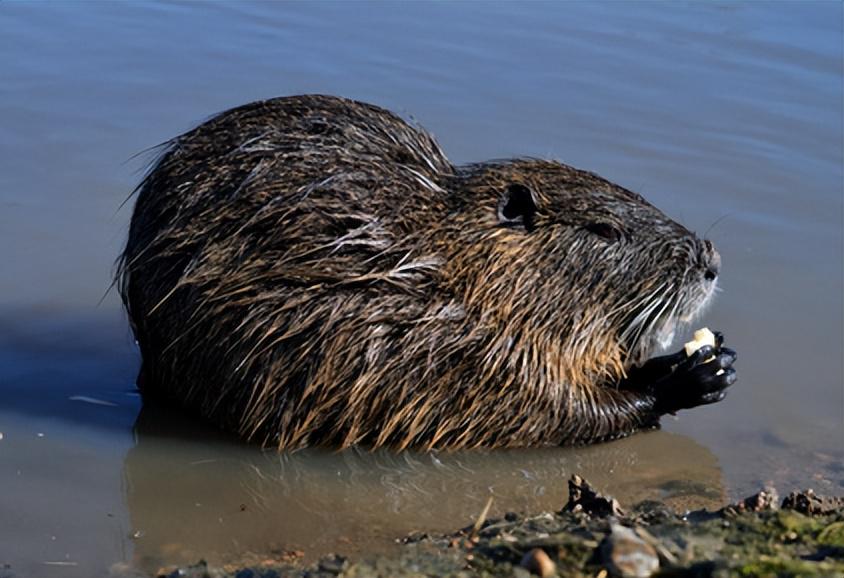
[584,222,622,242]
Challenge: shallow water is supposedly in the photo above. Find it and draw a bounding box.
[1,2,842,577]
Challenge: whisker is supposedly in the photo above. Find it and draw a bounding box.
[703,213,733,240]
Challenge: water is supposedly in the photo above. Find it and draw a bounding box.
[1,2,841,577]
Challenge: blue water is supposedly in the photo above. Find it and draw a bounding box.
[1,2,842,577]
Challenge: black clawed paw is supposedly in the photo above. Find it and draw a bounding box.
[651,334,737,414]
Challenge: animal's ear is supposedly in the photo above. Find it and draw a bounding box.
[497,183,536,231]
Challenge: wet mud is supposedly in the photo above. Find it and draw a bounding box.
[150,476,844,578]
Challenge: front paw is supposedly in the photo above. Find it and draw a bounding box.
[652,338,737,414]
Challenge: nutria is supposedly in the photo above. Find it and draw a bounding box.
[118,94,736,450]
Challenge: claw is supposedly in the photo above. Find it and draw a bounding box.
[686,345,716,368]
[713,353,733,371]
[718,347,737,365]
[700,390,728,405]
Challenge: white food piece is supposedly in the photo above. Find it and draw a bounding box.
[684,327,724,375]
[684,327,716,357]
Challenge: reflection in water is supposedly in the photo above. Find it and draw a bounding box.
[126,404,723,573]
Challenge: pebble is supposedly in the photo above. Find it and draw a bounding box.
[721,487,779,515]
[519,547,556,577]
[317,555,346,574]
[601,522,659,578]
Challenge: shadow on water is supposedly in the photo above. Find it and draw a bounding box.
[0,308,140,431]
[125,403,724,573]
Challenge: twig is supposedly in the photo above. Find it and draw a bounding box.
[470,495,494,539]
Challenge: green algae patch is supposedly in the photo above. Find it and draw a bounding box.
[774,510,822,534]
[818,521,844,548]
[736,556,841,578]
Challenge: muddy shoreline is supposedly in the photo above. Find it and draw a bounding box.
[150,476,844,578]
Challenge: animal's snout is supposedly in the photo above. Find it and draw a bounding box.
[701,239,720,282]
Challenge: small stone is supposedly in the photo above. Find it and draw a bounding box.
[564,475,625,518]
[520,547,557,578]
[782,489,844,516]
[601,523,659,578]
[632,500,676,525]
[160,560,210,578]
[721,487,779,516]
[278,550,304,563]
[633,527,677,566]
[317,554,346,574]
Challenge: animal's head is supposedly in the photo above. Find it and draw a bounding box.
[442,160,719,387]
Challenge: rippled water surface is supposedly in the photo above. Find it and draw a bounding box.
[1,2,842,577]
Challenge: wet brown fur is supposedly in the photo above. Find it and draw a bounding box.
[119,95,717,450]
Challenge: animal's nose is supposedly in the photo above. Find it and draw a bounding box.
[702,239,720,281]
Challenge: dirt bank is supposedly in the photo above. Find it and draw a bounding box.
[153,476,844,578]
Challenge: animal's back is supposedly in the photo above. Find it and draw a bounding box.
[124,95,451,279]
[122,96,458,446]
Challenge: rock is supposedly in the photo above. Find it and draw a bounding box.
[782,489,844,516]
[721,487,779,516]
[317,554,346,574]
[600,523,659,578]
[564,475,625,518]
[158,560,226,578]
[520,547,557,578]
[631,500,676,525]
